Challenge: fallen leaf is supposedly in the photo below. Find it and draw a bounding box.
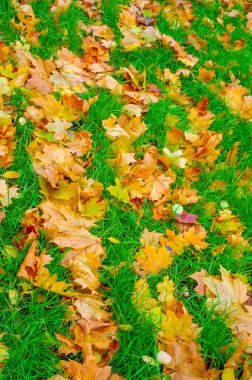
[222,368,235,380]
[203,266,249,312]
[107,178,130,203]
[135,245,173,275]
[0,179,19,207]
[2,171,20,179]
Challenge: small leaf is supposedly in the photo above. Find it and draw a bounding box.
[2,245,18,259]
[107,178,130,203]
[2,171,20,179]
[108,237,120,244]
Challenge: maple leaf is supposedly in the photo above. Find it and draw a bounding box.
[132,278,156,311]
[189,269,208,296]
[0,179,19,207]
[29,141,85,187]
[102,114,147,144]
[40,198,102,231]
[231,306,252,350]
[52,230,103,253]
[220,84,252,119]
[211,210,245,235]
[80,198,106,219]
[70,251,100,293]
[162,34,199,67]
[17,241,75,296]
[107,178,130,203]
[10,4,43,46]
[73,318,118,354]
[2,171,20,179]
[135,245,173,275]
[65,131,92,157]
[56,333,80,356]
[140,228,163,248]
[30,94,88,122]
[187,98,215,131]
[0,77,11,95]
[97,74,123,95]
[160,229,187,255]
[26,73,52,95]
[161,309,196,342]
[163,2,195,28]
[146,174,173,201]
[171,186,199,205]
[183,227,209,250]
[164,341,213,379]
[61,355,112,380]
[122,104,142,117]
[0,210,5,223]
[74,296,112,323]
[50,0,71,15]
[203,266,249,312]
[222,368,235,380]
[157,276,175,304]
[197,67,215,83]
[44,119,72,140]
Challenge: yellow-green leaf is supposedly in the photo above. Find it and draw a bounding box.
[107,178,130,203]
[108,237,120,244]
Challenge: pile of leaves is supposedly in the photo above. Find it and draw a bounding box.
[0,0,251,379]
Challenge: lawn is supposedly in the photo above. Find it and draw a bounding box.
[0,0,251,379]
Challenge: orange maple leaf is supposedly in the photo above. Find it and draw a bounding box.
[17,241,75,296]
[135,245,173,275]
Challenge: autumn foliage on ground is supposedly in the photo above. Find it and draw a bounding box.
[0,0,251,379]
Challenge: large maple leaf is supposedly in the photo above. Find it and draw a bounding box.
[203,266,249,312]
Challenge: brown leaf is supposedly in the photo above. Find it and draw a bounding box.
[203,266,249,312]
[164,341,212,379]
[61,355,111,380]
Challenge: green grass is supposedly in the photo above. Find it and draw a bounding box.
[0,0,251,379]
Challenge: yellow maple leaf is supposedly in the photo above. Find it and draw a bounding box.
[107,178,130,203]
[136,245,173,275]
[132,278,157,311]
[157,276,175,304]
[162,309,195,342]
